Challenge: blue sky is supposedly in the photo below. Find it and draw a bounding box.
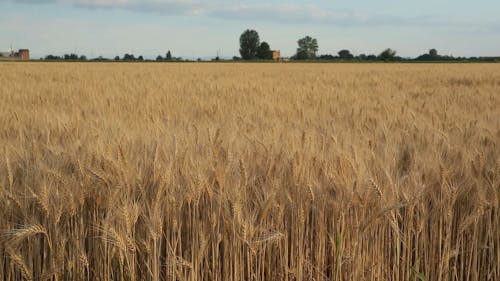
[1,0,499,59]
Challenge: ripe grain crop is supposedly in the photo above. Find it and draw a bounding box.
[0,62,498,281]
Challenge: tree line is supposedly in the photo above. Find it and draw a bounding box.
[237,29,500,62]
[237,29,401,61]
[43,50,182,62]
[41,29,499,62]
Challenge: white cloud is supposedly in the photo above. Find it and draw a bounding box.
[3,0,499,30]
[209,3,373,25]
[75,0,208,14]
[2,0,394,25]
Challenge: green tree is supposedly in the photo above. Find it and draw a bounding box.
[257,42,272,60]
[166,51,172,60]
[338,49,354,60]
[45,55,61,60]
[416,49,441,61]
[114,56,120,61]
[239,29,260,60]
[123,54,135,61]
[295,36,318,60]
[64,54,78,60]
[379,48,397,61]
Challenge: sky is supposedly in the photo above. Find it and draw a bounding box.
[1,0,499,59]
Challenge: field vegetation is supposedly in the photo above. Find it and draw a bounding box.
[0,63,498,281]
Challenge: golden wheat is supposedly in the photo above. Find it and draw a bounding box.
[0,62,498,281]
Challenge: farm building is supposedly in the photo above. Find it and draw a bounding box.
[0,49,30,61]
[271,50,281,61]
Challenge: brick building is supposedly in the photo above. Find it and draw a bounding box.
[18,49,30,60]
[271,50,281,61]
[0,49,30,61]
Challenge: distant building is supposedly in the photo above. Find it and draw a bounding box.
[18,49,30,60]
[0,49,30,61]
[271,50,281,61]
[0,51,12,58]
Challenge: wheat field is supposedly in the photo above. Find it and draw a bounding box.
[0,62,498,281]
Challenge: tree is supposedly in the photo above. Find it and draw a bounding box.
[123,53,135,61]
[138,55,144,61]
[79,55,87,61]
[257,42,272,60]
[239,29,260,60]
[114,56,120,61]
[63,54,78,60]
[45,55,61,60]
[318,54,335,60]
[379,48,397,61]
[166,51,172,61]
[156,55,163,61]
[338,49,354,60]
[416,49,441,61]
[295,36,318,60]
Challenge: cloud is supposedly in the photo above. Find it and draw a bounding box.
[86,1,371,25]
[75,0,211,15]
[209,4,374,25]
[1,0,403,26]
[2,0,498,30]
[76,0,372,25]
